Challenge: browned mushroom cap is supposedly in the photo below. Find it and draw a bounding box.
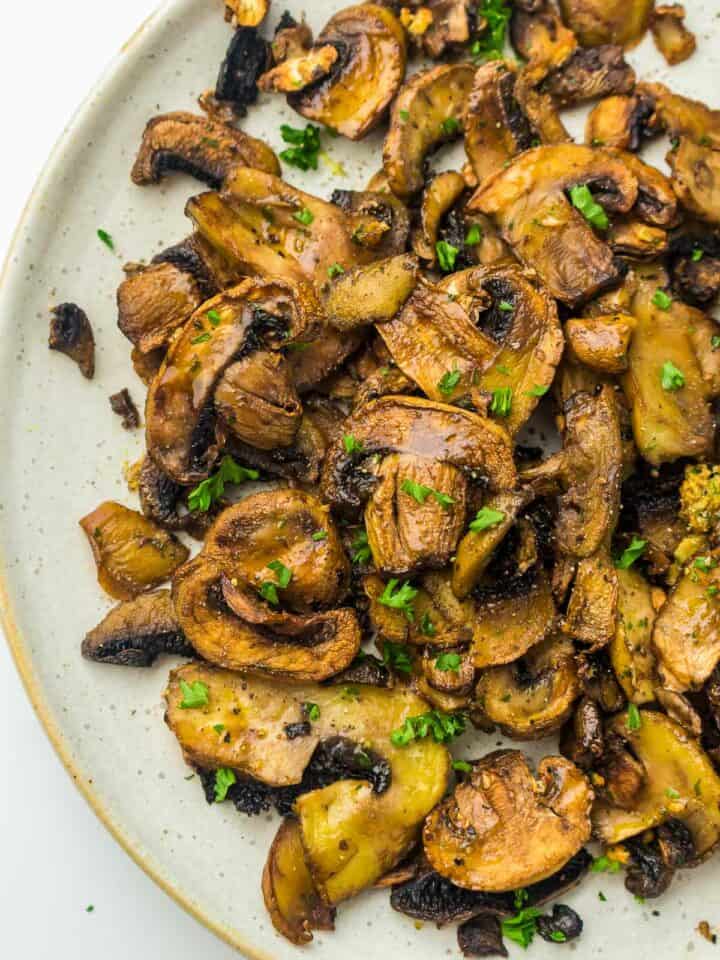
[669,228,720,305]
[610,567,657,704]
[82,590,192,666]
[49,302,95,379]
[165,662,450,906]
[416,0,473,58]
[412,173,467,262]
[522,386,623,559]
[637,82,720,149]
[321,395,516,514]
[468,145,638,306]
[618,264,716,465]
[510,2,577,65]
[423,750,593,891]
[464,62,535,183]
[287,4,407,140]
[593,710,720,860]
[650,4,696,65]
[585,92,658,151]
[652,551,720,692]
[145,276,320,484]
[565,313,635,373]
[172,489,361,680]
[668,138,720,225]
[322,255,419,331]
[609,148,679,227]
[130,112,280,188]
[259,45,338,93]
[224,0,268,27]
[475,636,580,739]
[383,62,476,199]
[562,546,618,649]
[542,46,636,107]
[262,819,335,946]
[79,501,190,601]
[557,0,654,48]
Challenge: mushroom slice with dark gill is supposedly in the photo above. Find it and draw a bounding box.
[383,62,475,199]
[48,302,95,379]
[172,489,361,680]
[287,3,407,140]
[80,501,190,601]
[541,45,636,107]
[145,275,320,484]
[468,145,638,306]
[82,590,192,666]
[636,81,720,149]
[130,112,280,188]
[650,4,696,65]
[667,138,720,226]
[585,92,658,151]
[165,663,450,912]
[138,455,215,538]
[593,709,720,860]
[557,0,654,48]
[475,635,580,739]
[423,750,593,890]
[510,2,577,66]
[412,173,467,263]
[212,27,272,117]
[668,228,720,305]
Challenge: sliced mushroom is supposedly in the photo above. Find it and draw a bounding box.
[610,567,657,704]
[413,173,467,263]
[322,254,419,331]
[383,62,476,199]
[259,45,338,93]
[565,313,635,374]
[48,302,95,379]
[585,92,658,151]
[79,501,190,601]
[131,112,279,188]
[615,148,679,227]
[608,218,669,259]
[390,864,514,926]
[668,228,720,305]
[109,388,140,430]
[652,552,720,691]
[457,915,507,958]
[593,710,720,860]
[475,636,579,739]
[668,138,720,225]
[145,276,320,484]
[557,0,654,48]
[287,4,407,140]
[272,12,313,63]
[469,145,638,306]
[418,0,474,58]
[214,27,272,116]
[650,4,696,65]
[424,750,593,890]
[172,490,361,680]
[224,0,268,27]
[542,45,636,107]
[656,689,703,739]
[559,697,605,770]
[637,81,720,149]
[562,546,618,649]
[138,455,214,539]
[510,3,577,65]
[82,590,191,666]
[165,662,450,905]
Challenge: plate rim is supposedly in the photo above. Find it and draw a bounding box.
[0,1,269,955]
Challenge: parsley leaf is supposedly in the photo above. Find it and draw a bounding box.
[97,228,115,250]
[258,582,280,605]
[652,288,673,310]
[550,931,567,942]
[471,0,512,61]
[591,855,621,874]
[469,507,506,532]
[436,240,459,272]
[712,335,720,351]
[328,263,345,279]
[490,387,512,417]
[343,433,364,455]
[661,360,685,391]
[214,767,237,802]
[391,709,467,747]
[501,907,542,948]
[379,579,418,621]
[382,641,413,674]
[435,652,461,672]
[399,109,410,122]
[188,456,259,512]
[570,184,609,230]
[179,679,209,709]
[401,479,455,510]
[615,537,647,569]
[692,246,704,262]
[420,611,436,637]
[279,123,321,170]
[312,530,328,541]
[293,207,314,226]
[627,703,642,731]
[191,332,211,345]
[438,369,462,396]
[351,529,372,565]
[441,116,460,136]
[207,309,222,326]
[465,224,483,245]
[525,384,549,397]
[303,702,321,722]
[267,560,293,588]
[452,759,472,773]
[498,300,514,313]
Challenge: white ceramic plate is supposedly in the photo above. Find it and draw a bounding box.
[2,1,720,956]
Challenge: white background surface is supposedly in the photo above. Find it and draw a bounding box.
[0,1,235,955]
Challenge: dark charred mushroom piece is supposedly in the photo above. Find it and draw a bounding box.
[457,916,507,958]
[585,93,658,151]
[138,456,215,539]
[49,303,95,379]
[390,868,515,925]
[563,546,618,650]
[559,697,605,770]
[330,188,411,258]
[624,838,674,899]
[272,11,313,62]
[109,388,140,430]
[214,27,272,116]
[413,173,467,263]
[324,653,390,688]
[557,0,654,47]
[668,229,720,305]
[287,4,407,140]
[82,590,192,666]
[131,112,279,188]
[537,905,583,943]
[542,45,635,107]
[650,4,696,65]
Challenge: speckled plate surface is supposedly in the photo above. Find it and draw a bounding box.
[1,0,720,956]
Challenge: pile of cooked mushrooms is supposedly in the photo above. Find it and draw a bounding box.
[65,0,720,953]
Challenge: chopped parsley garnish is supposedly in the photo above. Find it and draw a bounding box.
[86,905,95,913]
[498,300,513,312]
[525,384,549,397]
[399,109,410,122]
[436,240,459,273]
[712,335,720,351]
[694,556,717,572]
[438,369,462,396]
[391,709,467,747]
[627,702,642,732]
[569,184,609,230]
[471,0,512,61]
[400,478,455,510]
[343,433,364,455]
[500,907,542,948]
[435,652,461,672]
[420,612,436,637]
[441,116,460,136]
[465,224,483,245]
[615,537,647,570]
[652,288,673,311]
[550,931,567,942]
[469,506,506,532]
[279,123,321,170]
[207,309,222,326]
[452,759,472,773]
[692,247,705,262]
[661,360,685,391]
[382,641,413,674]
[303,702,321,722]
[351,529,372,565]
[267,560,293,588]
[379,579,418,621]
[490,386,512,418]
[214,767,237,802]
[312,530,328,541]
[97,228,115,250]
[293,206,314,226]
[188,456,259,512]
[591,855,622,874]
[191,332,211,345]
[179,679,209,709]
[598,891,608,902]
[514,889,529,910]
[665,786,681,799]
[213,723,225,735]
[258,582,280,605]
[328,262,345,279]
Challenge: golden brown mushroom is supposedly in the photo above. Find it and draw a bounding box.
[82,590,191,666]
[650,4,696,65]
[258,45,339,93]
[585,92,658,151]
[636,82,720,149]
[565,313,635,373]
[668,138,720,225]
[610,567,657,704]
[557,0,654,48]
[412,173,467,263]
[224,0,268,27]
